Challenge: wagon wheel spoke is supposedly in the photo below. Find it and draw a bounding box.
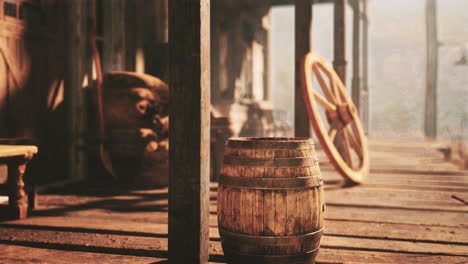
[344,126,362,158]
[312,65,337,104]
[349,120,362,148]
[316,63,342,103]
[328,121,339,142]
[313,91,337,111]
[339,130,353,168]
[330,77,341,103]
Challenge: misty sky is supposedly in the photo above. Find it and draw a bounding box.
[271,0,468,139]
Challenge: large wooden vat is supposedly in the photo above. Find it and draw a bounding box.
[217,137,324,264]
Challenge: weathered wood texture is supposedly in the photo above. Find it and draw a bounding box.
[218,138,324,263]
[168,0,210,263]
[294,0,312,138]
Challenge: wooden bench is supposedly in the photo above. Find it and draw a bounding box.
[0,145,38,220]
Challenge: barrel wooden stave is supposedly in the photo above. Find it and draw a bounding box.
[218,138,324,263]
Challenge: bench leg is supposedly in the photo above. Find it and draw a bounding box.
[7,158,29,220]
[27,184,37,210]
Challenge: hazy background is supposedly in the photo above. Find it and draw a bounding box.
[270,0,468,140]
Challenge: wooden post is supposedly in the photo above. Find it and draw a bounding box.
[333,0,351,165]
[425,0,438,138]
[65,0,87,181]
[210,4,220,103]
[333,0,347,83]
[168,0,210,263]
[351,0,361,111]
[103,0,126,72]
[362,0,369,134]
[294,0,312,137]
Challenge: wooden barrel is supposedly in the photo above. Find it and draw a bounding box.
[217,137,324,264]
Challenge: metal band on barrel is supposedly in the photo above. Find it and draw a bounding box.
[222,248,319,264]
[219,175,323,189]
[223,156,319,168]
[227,139,313,150]
[219,228,323,254]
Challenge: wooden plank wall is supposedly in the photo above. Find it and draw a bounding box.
[168,0,210,263]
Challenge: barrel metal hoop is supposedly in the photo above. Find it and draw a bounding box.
[222,247,320,264]
[227,140,314,150]
[219,228,323,254]
[223,156,319,168]
[219,175,323,189]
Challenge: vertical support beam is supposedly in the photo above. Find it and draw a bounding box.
[168,0,210,263]
[333,0,347,83]
[333,0,351,166]
[362,0,370,134]
[103,0,126,72]
[425,0,438,138]
[65,0,87,181]
[351,0,361,111]
[294,0,312,137]
[210,3,220,103]
[263,13,271,101]
[155,0,169,44]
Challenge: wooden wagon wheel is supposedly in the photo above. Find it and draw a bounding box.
[301,52,369,184]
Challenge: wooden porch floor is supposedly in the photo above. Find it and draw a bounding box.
[0,139,467,263]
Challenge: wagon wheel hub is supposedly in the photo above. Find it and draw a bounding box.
[326,103,355,129]
[301,52,369,184]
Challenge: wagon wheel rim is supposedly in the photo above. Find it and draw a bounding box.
[301,52,369,184]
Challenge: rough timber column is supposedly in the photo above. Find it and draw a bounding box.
[333,0,351,165]
[103,0,126,72]
[333,0,347,83]
[425,0,438,138]
[295,0,312,137]
[168,0,210,263]
[65,0,87,182]
[362,0,370,134]
[351,0,361,112]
